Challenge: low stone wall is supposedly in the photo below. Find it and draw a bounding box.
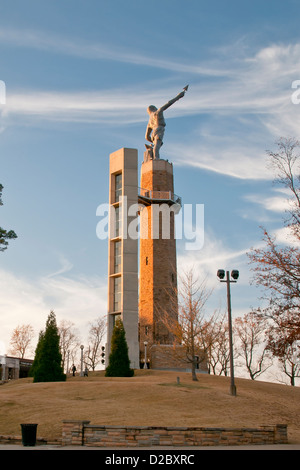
[0,434,60,446]
[62,420,288,447]
[150,344,208,372]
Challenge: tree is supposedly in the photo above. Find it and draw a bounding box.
[277,349,300,386]
[9,324,34,358]
[267,330,300,386]
[0,184,17,252]
[105,319,134,377]
[248,138,300,373]
[85,316,106,371]
[29,330,44,378]
[267,137,300,236]
[32,311,66,382]
[58,320,80,373]
[162,269,216,381]
[208,314,231,376]
[234,312,271,380]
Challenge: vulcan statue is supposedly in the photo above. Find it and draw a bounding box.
[145,85,188,160]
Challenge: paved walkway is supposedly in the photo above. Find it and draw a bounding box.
[0,443,299,450]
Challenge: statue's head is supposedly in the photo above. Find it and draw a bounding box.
[147,105,157,114]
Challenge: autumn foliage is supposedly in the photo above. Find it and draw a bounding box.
[248,138,300,384]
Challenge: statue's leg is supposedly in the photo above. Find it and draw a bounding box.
[153,137,162,159]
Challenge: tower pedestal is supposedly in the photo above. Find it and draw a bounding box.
[138,158,179,366]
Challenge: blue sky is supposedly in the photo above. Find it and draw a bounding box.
[1,0,300,368]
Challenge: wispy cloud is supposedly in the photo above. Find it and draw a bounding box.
[262,195,292,213]
[1,28,298,112]
[244,189,293,213]
[273,226,300,246]
[177,229,251,289]
[2,28,300,182]
[0,26,225,76]
[46,254,74,278]
[2,27,299,86]
[0,267,107,355]
[1,31,299,121]
[177,226,267,318]
[168,138,269,180]
[3,89,146,124]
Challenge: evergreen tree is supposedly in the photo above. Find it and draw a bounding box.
[29,330,44,377]
[105,319,134,377]
[33,311,66,382]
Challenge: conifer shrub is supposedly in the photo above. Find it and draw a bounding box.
[32,311,66,382]
[29,330,44,377]
[105,319,134,377]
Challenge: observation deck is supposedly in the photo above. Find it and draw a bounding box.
[138,187,182,208]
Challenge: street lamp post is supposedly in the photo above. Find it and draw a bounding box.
[144,341,148,369]
[80,345,84,377]
[66,350,70,375]
[217,269,239,396]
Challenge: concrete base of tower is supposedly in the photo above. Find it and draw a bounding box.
[149,344,208,373]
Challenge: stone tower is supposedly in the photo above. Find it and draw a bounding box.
[106,87,188,370]
[106,148,139,370]
[138,156,181,365]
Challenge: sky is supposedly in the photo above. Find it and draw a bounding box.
[0,0,300,378]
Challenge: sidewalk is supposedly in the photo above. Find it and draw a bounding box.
[0,443,299,450]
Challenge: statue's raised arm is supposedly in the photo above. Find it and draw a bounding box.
[145,85,188,160]
[158,87,187,113]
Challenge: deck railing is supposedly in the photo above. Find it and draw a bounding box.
[138,187,182,206]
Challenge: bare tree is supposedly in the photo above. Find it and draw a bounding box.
[234,312,271,380]
[248,138,300,369]
[208,314,231,376]
[162,269,215,381]
[85,316,106,371]
[267,137,300,234]
[9,324,34,358]
[58,320,81,372]
[267,331,300,386]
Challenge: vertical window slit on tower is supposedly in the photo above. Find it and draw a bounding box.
[113,276,121,312]
[115,173,122,203]
[114,240,121,273]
